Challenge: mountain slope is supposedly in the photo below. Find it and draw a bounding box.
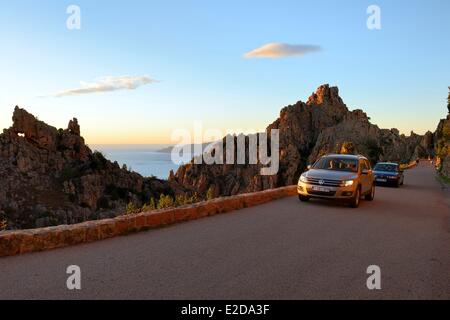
[0,107,183,229]
[172,84,434,197]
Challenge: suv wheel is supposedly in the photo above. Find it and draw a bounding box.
[298,195,310,202]
[365,184,375,201]
[350,186,361,208]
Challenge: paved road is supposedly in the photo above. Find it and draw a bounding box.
[1,162,449,299]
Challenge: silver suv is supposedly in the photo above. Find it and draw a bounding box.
[297,154,375,208]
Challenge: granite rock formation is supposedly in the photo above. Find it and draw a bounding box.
[434,87,450,177]
[171,84,434,197]
[0,107,183,230]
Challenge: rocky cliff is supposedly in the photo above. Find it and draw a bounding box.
[171,84,434,197]
[434,87,450,178]
[0,107,183,230]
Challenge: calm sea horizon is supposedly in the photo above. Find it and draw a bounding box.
[90,144,188,180]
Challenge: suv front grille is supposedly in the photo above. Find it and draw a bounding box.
[306,177,342,187]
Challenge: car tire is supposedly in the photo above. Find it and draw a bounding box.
[298,195,310,202]
[395,180,400,188]
[350,186,361,208]
[365,184,375,201]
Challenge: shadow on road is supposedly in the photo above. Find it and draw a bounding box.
[300,198,371,209]
[377,183,429,192]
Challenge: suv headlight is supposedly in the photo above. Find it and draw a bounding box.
[299,175,308,183]
[342,180,354,187]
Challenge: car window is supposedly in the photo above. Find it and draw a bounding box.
[312,157,358,172]
[374,164,398,172]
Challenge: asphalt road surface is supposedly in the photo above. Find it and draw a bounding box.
[1,162,449,299]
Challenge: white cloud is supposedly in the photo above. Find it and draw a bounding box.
[47,76,157,97]
[244,43,321,59]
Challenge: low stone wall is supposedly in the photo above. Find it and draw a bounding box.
[0,186,297,257]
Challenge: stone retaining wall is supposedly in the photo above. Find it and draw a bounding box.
[0,186,297,257]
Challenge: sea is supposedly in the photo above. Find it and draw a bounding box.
[90,144,190,180]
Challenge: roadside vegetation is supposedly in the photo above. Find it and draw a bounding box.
[435,122,450,167]
[434,88,450,176]
[436,171,450,185]
[0,219,7,231]
[125,191,213,215]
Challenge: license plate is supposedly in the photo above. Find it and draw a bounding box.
[376,178,387,182]
[312,186,330,192]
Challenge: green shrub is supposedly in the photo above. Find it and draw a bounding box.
[149,197,157,210]
[174,194,187,206]
[124,192,204,217]
[174,194,200,206]
[126,202,139,215]
[0,219,8,231]
[206,187,215,201]
[157,194,174,209]
[141,197,157,212]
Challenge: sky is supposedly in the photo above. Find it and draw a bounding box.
[0,0,449,144]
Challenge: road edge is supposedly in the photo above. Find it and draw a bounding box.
[0,186,297,258]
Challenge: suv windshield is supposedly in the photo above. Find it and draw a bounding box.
[312,157,358,172]
[374,164,398,172]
